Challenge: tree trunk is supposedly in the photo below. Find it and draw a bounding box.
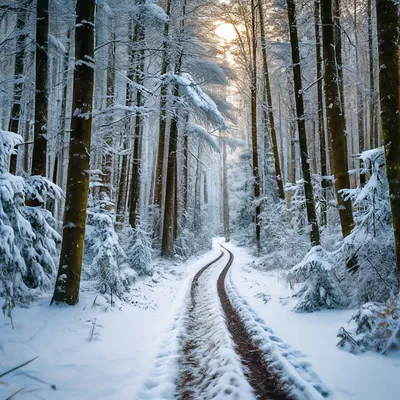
[154,0,172,212]
[222,138,230,242]
[321,0,355,240]
[258,0,284,200]
[31,0,49,179]
[116,136,128,226]
[101,30,115,204]
[128,20,145,228]
[250,0,261,251]
[354,0,365,186]
[314,0,328,225]
[368,0,378,150]
[287,0,320,246]
[161,86,178,257]
[52,0,96,305]
[183,115,189,215]
[9,3,28,175]
[376,0,400,284]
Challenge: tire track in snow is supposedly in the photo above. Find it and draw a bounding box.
[176,248,255,400]
[217,246,289,400]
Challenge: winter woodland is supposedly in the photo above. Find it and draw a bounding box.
[1,0,400,398]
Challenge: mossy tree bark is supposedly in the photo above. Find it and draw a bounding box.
[376,0,400,284]
[287,0,321,246]
[321,0,355,240]
[52,0,96,305]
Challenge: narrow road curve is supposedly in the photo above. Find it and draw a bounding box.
[176,246,290,400]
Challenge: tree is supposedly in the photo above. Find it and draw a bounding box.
[8,2,28,175]
[250,0,261,251]
[376,0,400,284]
[52,0,96,305]
[31,0,49,181]
[287,0,320,246]
[258,0,285,201]
[321,0,355,240]
[314,0,328,223]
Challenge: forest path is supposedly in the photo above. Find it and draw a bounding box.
[175,245,289,400]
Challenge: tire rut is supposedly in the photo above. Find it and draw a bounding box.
[217,246,290,400]
[176,246,291,400]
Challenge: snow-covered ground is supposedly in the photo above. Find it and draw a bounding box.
[226,242,400,400]
[0,248,221,400]
[2,240,400,400]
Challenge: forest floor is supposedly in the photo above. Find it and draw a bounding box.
[1,240,400,399]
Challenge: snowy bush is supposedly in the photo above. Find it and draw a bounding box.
[340,147,398,305]
[123,223,154,276]
[287,246,349,312]
[338,296,400,354]
[0,130,61,306]
[85,193,130,296]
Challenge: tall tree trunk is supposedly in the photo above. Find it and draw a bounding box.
[129,20,145,228]
[250,0,261,251]
[194,143,202,233]
[376,0,400,284]
[183,115,189,215]
[116,136,128,226]
[354,0,366,186]
[9,3,28,175]
[100,29,115,204]
[314,0,328,225]
[52,0,96,305]
[287,0,320,246]
[321,0,355,240]
[222,137,230,242]
[161,85,178,257]
[258,0,284,200]
[368,0,377,149]
[154,0,172,212]
[31,0,49,179]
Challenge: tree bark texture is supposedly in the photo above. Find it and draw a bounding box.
[52,0,96,305]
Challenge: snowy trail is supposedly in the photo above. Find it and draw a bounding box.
[139,243,328,400]
[176,248,255,400]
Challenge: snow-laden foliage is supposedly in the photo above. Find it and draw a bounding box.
[338,296,400,354]
[168,72,226,129]
[123,223,154,276]
[287,246,349,313]
[340,147,398,305]
[187,124,220,153]
[0,131,61,306]
[258,197,309,270]
[85,194,132,296]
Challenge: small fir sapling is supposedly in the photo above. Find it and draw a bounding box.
[85,192,130,296]
[124,222,154,276]
[338,296,400,354]
[287,246,349,312]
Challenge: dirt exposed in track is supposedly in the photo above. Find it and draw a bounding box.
[176,247,291,400]
[217,246,290,400]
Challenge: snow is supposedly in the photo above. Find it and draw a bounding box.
[227,242,400,400]
[2,240,400,399]
[0,248,221,399]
